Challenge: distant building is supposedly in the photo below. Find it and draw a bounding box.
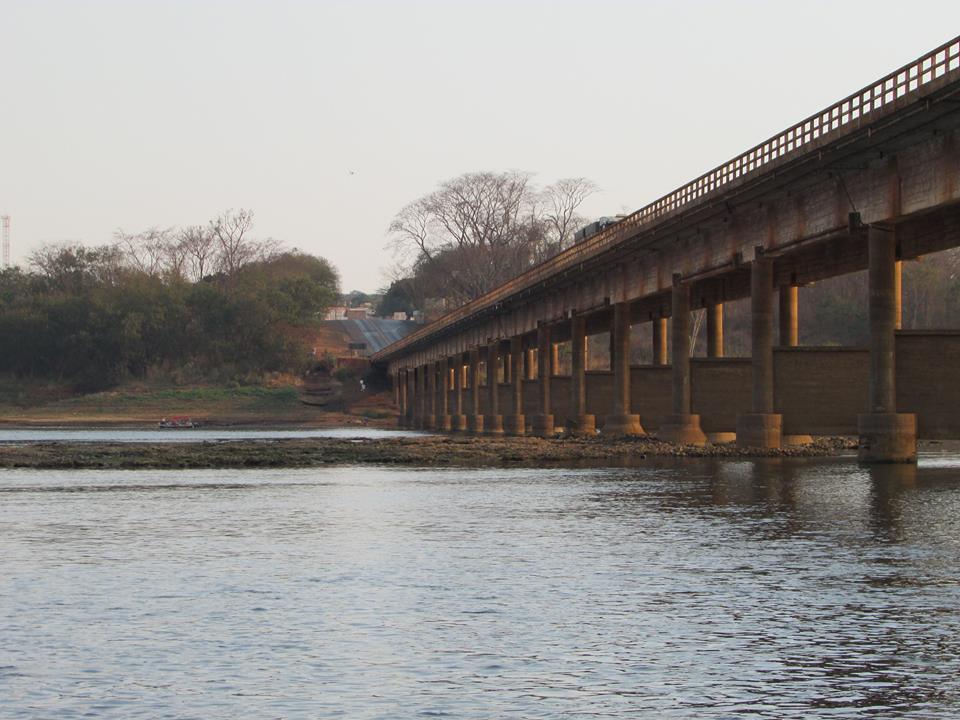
[345,306,373,320]
[324,306,348,320]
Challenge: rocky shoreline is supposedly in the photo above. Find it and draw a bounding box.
[0,435,859,470]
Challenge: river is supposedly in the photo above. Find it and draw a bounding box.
[2,455,959,718]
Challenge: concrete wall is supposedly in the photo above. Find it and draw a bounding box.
[631,366,673,431]
[897,331,960,439]
[691,359,752,433]
[586,371,613,425]
[773,348,869,436]
[439,336,960,440]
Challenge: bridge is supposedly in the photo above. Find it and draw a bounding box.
[372,36,960,463]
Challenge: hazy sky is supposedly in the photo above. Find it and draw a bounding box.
[3,1,959,291]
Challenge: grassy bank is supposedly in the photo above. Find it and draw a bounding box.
[0,381,397,427]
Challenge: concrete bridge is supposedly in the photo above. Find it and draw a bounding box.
[373,37,960,463]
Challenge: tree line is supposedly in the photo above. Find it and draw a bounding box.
[0,210,339,392]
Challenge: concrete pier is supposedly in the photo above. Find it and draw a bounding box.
[567,314,596,435]
[505,337,525,435]
[659,280,706,445]
[737,252,783,448]
[779,285,798,347]
[438,359,452,431]
[858,227,916,463]
[485,342,504,435]
[604,302,644,436]
[531,325,555,437]
[707,303,724,358]
[652,316,668,366]
[452,355,467,432]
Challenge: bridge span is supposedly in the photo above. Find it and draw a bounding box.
[373,37,960,463]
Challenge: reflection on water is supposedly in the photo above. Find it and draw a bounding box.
[1,458,958,718]
[0,426,431,443]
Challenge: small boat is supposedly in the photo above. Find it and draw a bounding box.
[158,416,199,429]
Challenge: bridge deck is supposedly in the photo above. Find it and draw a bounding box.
[374,36,960,363]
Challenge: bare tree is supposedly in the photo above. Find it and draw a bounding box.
[211,209,258,276]
[541,177,599,252]
[178,225,218,281]
[115,227,176,276]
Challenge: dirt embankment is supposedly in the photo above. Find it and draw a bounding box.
[0,435,858,470]
[0,384,397,429]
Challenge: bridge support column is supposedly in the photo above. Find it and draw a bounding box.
[652,316,668,366]
[779,285,798,347]
[485,342,504,435]
[397,370,407,427]
[438,359,451,431]
[414,366,426,429]
[605,302,644,436]
[531,325,555,437]
[858,227,916,462]
[406,368,417,429]
[452,355,467,432]
[737,252,782,449]
[707,303,724,358]
[423,363,436,430]
[466,348,484,434]
[525,348,536,379]
[567,314,596,436]
[659,280,706,445]
[505,336,525,435]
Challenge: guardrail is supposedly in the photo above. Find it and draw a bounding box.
[376,35,960,362]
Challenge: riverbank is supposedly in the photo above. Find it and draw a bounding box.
[0,434,858,470]
[0,383,396,428]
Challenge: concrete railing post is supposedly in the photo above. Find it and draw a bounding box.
[858,227,916,462]
[605,302,644,436]
[659,279,706,445]
[737,252,782,448]
[568,313,596,435]
[506,337,526,435]
[531,325,555,437]
[485,342,504,435]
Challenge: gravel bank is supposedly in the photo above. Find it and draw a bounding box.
[0,435,858,470]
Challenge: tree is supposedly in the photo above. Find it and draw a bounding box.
[387,171,597,313]
[178,224,217,281]
[211,209,277,276]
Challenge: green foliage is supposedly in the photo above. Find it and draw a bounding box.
[0,244,340,391]
[375,279,415,317]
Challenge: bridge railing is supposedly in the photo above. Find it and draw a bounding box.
[376,36,960,362]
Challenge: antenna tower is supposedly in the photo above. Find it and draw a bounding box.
[1,216,9,269]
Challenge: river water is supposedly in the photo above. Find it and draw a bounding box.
[2,456,959,718]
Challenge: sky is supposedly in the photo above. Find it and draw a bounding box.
[2,0,959,292]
